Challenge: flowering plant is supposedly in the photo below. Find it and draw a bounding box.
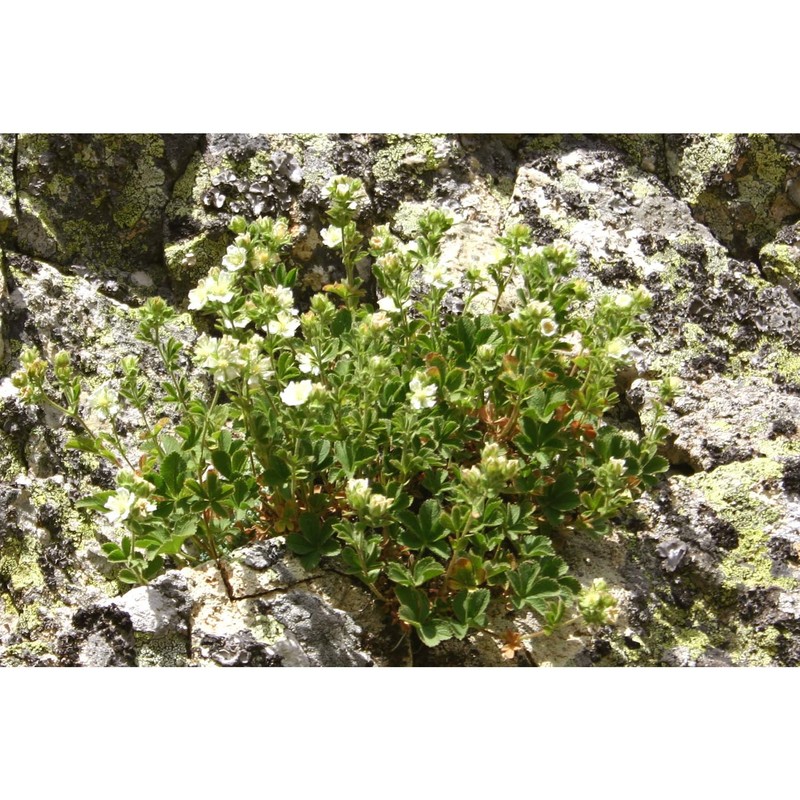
[12,174,673,652]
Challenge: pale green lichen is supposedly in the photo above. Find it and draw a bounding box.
[624,602,713,665]
[391,201,439,237]
[732,338,800,385]
[0,638,57,666]
[372,134,443,185]
[671,134,738,204]
[0,537,46,596]
[0,135,15,200]
[728,624,781,667]
[113,159,165,230]
[0,431,26,483]
[165,231,228,285]
[603,134,665,170]
[248,613,284,645]
[624,458,794,664]
[650,319,729,379]
[673,134,790,250]
[17,134,173,270]
[760,241,800,288]
[683,458,795,591]
[167,151,204,221]
[631,177,659,199]
[134,632,189,667]
[523,135,564,153]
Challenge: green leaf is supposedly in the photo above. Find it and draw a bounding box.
[452,588,490,628]
[117,568,142,585]
[66,435,101,455]
[101,542,127,562]
[217,429,233,453]
[396,499,450,557]
[211,450,233,479]
[395,587,452,646]
[160,451,187,496]
[154,516,198,555]
[231,449,249,474]
[386,562,415,586]
[417,620,453,647]
[260,454,291,487]
[520,535,555,559]
[412,557,446,586]
[541,473,579,523]
[331,309,352,337]
[286,513,340,569]
[77,490,114,512]
[395,585,430,625]
[313,439,332,469]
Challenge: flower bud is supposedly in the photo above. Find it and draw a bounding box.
[229,215,248,234]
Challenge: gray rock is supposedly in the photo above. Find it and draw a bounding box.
[259,590,372,667]
[111,571,191,637]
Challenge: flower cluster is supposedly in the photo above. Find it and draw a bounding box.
[194,333,273,386]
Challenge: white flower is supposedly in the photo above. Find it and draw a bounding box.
[274,286,296,312]
[320,227,343,248]
[222,315,251,330]
[367,493,393,518]
[528,301,555,318]
[89,384,120,419]
[135,497,157,517]
[422,261,457,290]
[268,311,301,338]
[409,375,437,410]
[247,357,275,387]
[346,477,371,506]
[606,338,630,359]
[296,351,320,375]
[364,311,392,332]
[188,279,210,310]
[615,293,634,309]
[558,330,586,358]
[104,487,136,524]
[378,296,401,314]
[195,334,248,383]
[280,380,314,407]
[539,318,558,337]
[369,355,391,374]
[194,333,217,367]
[605,458,628,481]
[222,245,248,272]
[205,268,236,304]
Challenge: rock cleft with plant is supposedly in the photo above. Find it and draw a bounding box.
[11,175,673,651]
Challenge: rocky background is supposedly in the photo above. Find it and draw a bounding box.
[1,133,799,667]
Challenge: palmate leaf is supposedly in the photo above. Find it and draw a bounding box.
[160,451,187,497]
[387,557,446,587]
[395,585,453,647]
[396,499,450,557]
[508,560,563,612]
[540,472,579,525]
[450,588,490,639]
[285,512,341,569]
[519,535,555,559]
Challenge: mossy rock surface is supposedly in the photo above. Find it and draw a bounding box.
[14,134,201,282]
[665,134,800,260]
